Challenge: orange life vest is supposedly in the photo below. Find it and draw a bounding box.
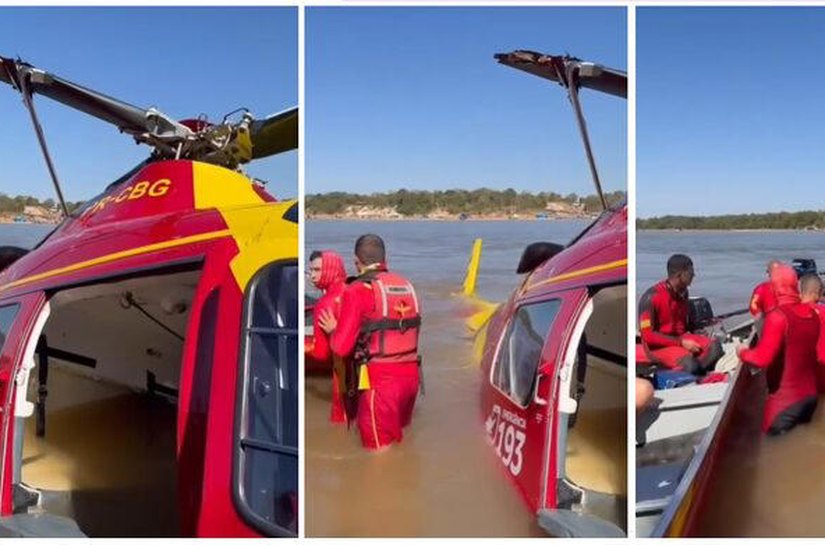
[358,271,421,364]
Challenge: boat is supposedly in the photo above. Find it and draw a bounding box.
[635,298,755,537]
[0,56,298,536]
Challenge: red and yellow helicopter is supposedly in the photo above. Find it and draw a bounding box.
[0,56,297,536]
[468,51,627,537]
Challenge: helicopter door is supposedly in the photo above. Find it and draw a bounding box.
[0,292,46,518]
[483,287,587,517]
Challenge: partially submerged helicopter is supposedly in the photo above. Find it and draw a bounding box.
[0,57,298,536]
[467,50,627,537]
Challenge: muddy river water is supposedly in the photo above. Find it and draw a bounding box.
[639,230,825,536]
[306,219,589,537]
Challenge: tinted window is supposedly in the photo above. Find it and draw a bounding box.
[236,261,298,536]
[493,299,560,406]
[0,304,19,354]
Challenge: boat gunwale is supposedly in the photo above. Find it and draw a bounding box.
[647,354,746,536]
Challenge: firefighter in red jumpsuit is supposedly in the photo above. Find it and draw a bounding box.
[306,250,347,424]
[749,260,781,319]
[323,234,421,451]
[638,254,722,374]
[738,264,820,435]
[799,272,825,393]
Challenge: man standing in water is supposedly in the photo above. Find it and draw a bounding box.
[307,250,348,424]
[799,273,825,392]
[638,254,722,374]
[738,264,820,435]
[749,260,781,320]
[321,234,422,451]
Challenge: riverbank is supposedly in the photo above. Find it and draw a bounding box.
[0,205,60,224]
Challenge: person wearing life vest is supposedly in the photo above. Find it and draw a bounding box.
[322,234,421,451]
[738,264,820,435]
[306,250,348,424]
[638,254,722,374]
[799,273,825,393]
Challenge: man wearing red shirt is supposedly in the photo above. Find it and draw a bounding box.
[799,273,825,393]
[306,250,347,424]
[749,260,780,318]
[638,254,722,374]
[738,264,820,435]
[323,234,421,451]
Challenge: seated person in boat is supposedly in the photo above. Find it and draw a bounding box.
[799,273,825,393]
[307,250,348,424]
[738,264,820,435]
[638,254,722,375]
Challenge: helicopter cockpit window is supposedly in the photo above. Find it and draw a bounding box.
[235,260,298,537]
[493,299,561,406]
[0,304,20,354]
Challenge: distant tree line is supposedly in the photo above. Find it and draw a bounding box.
[0,193,84,214]
[638,211,825,230]
[307,188,626,216]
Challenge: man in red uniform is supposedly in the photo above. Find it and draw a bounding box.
[638,254,722,374]
[738,264,820,435]
[324,234,421,451]
[799,273,825,392]
[306,250,347,424]
[749,260,780,318]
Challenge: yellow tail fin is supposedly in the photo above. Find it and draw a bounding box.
[458,238,500,334]
[462,238,483,296]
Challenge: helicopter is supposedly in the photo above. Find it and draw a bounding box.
[0,56,298,537]
[467,50,627,537]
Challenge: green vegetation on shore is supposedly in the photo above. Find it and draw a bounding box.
[307,188,625,217]
[638,211,825,230]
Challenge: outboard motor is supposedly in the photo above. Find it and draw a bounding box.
[688,297,715,331]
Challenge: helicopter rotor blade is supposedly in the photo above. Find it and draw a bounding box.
[0,56,190,141]
[495,50,627,99]
[249,106,298,159]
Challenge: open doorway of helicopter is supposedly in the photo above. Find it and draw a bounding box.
[558,283,627,530]
[11,267,200,536]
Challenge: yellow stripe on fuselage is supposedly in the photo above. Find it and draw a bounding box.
[522,258,627,295]
[0,229,231,293]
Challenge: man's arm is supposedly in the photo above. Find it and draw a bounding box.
[639,290,682,348]
[739,310,785,368]
[331,285,366,359]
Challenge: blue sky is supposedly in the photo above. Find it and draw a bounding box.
[0,7,297,202]
[307,7,626,197]
[639,8,825,218]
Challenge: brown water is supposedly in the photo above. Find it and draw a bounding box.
[305,220,598,537]
[694,380,825,537]
[306,294,542,536]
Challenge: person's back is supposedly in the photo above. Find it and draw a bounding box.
[739,265,820,434]
[750,280,778,317]
[330,234,421,451]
